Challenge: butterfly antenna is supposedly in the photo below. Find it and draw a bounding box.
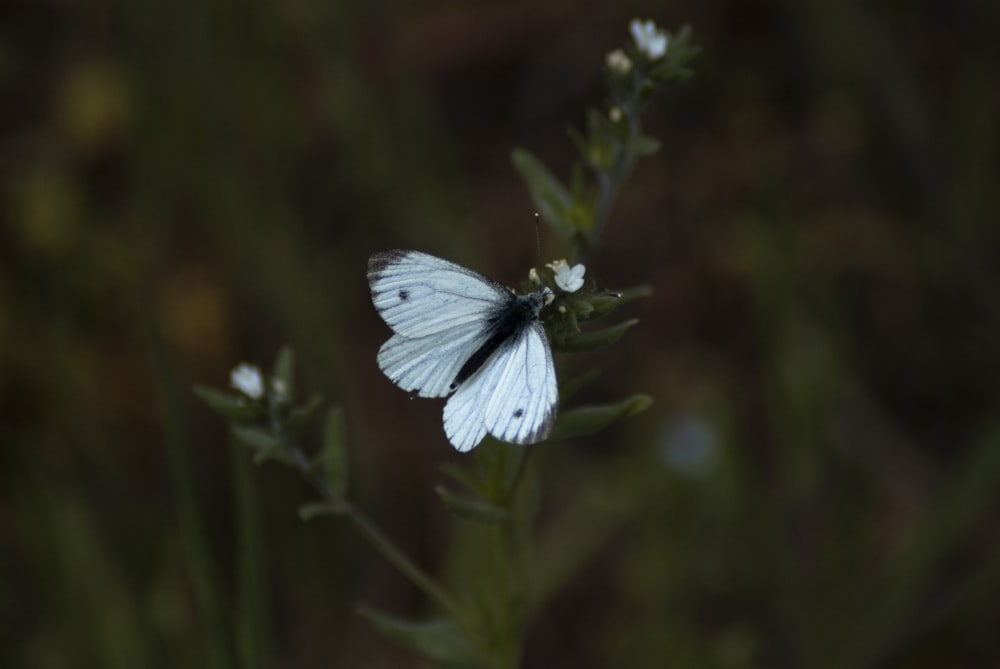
[534,212,542,262]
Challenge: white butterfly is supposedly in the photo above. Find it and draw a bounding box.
[368,250,558,452]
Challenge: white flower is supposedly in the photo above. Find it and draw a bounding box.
[630,19,668,59]
[547,259,586,293]
[605,48,633,75]
[609,105,623,122]
[230,363,264,400]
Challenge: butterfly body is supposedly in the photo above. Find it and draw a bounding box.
[368,250,558,452]
[451,291,546,391]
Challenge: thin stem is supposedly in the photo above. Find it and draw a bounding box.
[579,100,641,264]
[497,443,537,668]
[504,443,535,505]
[287,447,468,624]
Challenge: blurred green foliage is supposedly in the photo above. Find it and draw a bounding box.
[2,0,1000,668]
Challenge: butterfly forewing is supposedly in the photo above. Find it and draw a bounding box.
[368,250,509,339]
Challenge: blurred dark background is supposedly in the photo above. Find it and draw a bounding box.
[3,0,999,667]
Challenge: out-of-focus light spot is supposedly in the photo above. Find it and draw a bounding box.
[658,414,718,477]
[59,60,130,154]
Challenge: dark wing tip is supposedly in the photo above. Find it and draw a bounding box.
[368,250,410,278]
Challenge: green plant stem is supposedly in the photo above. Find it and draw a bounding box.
[829,417,1000,668]
[497,443,537,668]
[581,101,640,263]
[287,447,468,625]
[149,317,238,669]
[504,443,534,505]
[231,434,268,669]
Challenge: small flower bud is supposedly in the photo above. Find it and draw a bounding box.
[605,48,633,75]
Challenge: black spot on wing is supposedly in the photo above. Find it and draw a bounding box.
[398,289,409,301]
[513,409,524,419]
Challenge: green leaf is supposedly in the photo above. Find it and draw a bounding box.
[568,201,597,238]
[298,501,346,520]
[576,285,652,322]
[627,134,660,156]
[286,393,324,433]
[616,284,654,304]
[550,394,653,440]
[567,126,589,167]
[193,385,255,422]
[570,161,587,202]
[440,463,485,495]
[556,318,638,352]
[580,291,622,320]
[271,346,294,401]
[231,426,293,465]
[559,368,602,403]
[583,108,616,171]
[544,293,584,345]
[322,407,349,497]
[669,24,699,61]
[649,25,699,83]
[232,425,280,452]
[435,486,509,525]
[569,295,594,320]
[511,148,574,238]
[358,608,485,669]
[650,61,695,83]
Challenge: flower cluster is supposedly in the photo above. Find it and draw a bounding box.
[630,19,668,59]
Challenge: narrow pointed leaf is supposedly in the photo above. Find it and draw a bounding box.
[286,393,324,433]
[435,486,509,525]
[556,318,638,352]
[627,135,661,156]
[567,127,589,166]
[232,426,294,465]
[559,368,602,403]
[550,394,653,440]
[358,608,485,668]
[251,449,295,466]
[578,291,621,320]
[194,385,255,422]
[511,148,574,238]
[616,284,654,304]
[583,109,616,170]
[322,407,349,497]
[440,463,485,495]
[298,501,346,521]
[271,346,294,400]
[232,425,280,452]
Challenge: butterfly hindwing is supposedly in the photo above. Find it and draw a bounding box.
[443,321,557,452]
[377,320,490,398]
[484,321,558,444]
